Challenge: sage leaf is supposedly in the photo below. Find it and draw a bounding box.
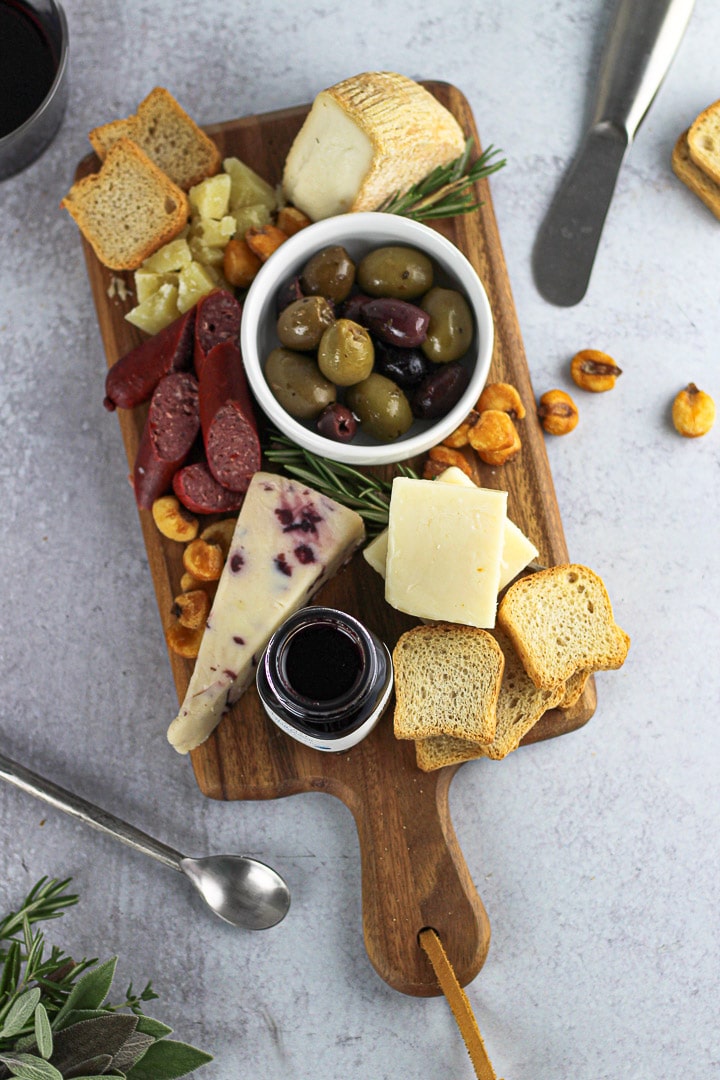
[0,1052,63,1080]
[133,1016,172,1040]
[32,1007,51,1061]
[112,1031,155,1073]
[124,1039,213,1079]
[52,959,117,1028]
[50,1014,137,1073]
[63,1053,112,1077]
[0,991,41,1040]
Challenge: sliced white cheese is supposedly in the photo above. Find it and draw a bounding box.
[282,72,466,221]
[364,467,538,593]
[167,472,365,754]
[385,477,508,628]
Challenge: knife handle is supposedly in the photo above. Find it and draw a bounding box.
[591,0,695,141]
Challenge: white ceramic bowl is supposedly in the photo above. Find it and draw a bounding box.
[241,212,494,466]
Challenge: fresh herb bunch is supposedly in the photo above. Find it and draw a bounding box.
[264,429,418,536]
[378,138,506,221]
[0,877,212,1080]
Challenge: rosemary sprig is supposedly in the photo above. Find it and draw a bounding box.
[264,429,418,535]
[378,138,506,221]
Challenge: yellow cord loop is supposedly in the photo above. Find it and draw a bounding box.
[418,928,503,1080]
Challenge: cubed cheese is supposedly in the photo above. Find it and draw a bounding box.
[385,477,507,627]
[167,473,365,754]
[282,72,466,221]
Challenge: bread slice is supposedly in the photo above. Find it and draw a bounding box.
[89,87,221,191]
[556,668,590,709]
[671,129,720,221]
[414,628,566,770]
[687,100,720,184]
[61,138,189,271]
[392,623,503,744]
[283,71,466,220]
[498,564,630,690]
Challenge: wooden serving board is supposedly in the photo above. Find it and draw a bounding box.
[77,82,595,998]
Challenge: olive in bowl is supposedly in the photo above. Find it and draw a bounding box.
[241,212,494,466]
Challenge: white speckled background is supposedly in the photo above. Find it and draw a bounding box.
[1,1,718,1077]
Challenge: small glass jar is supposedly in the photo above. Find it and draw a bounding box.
[256,606,393,752]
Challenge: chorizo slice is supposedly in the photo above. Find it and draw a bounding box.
[104,308,195,411]
[199,341,261,493]
[193,289,243,379]
[173,462,246,515]
[133,371,200,510]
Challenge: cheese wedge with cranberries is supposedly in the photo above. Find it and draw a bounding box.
[168,472,365,753]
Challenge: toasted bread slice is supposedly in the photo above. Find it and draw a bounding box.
[61,138,189,271]
[556,668,591,709]
[89,87,221,191]
[687,100,720,184]
[498,564,629,690]
[392,623,503,744]
[671,129,720,221]
[414,628,567,770]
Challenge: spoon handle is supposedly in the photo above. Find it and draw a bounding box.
[0,751,183,872]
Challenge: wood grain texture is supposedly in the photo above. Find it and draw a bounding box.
[76,82,595,997]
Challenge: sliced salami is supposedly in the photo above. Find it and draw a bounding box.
[104,308,195,411]
[193,289,243,379]
[199,341,260,493]
[133,371,200,510]
[173,462,246,514]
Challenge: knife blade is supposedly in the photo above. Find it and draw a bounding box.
[532,0,695,307]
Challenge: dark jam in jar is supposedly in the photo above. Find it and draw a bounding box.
[256,606,394,751]
[283,623,363,702]
[0,2,58,138]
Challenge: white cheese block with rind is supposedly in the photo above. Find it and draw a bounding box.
[167,472,365,754]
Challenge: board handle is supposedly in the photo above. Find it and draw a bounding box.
[342,745,490,997]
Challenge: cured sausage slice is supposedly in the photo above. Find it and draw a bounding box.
[173,462,246,514]
[193,290,243,379]
[104,308,195,411]
[133,371,200,510]
[199,341,260,493]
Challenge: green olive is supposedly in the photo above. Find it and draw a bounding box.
[346,373,414,441]
[276,296,335,351]
[300,245,356,303]
[420,287,474,363]
[317,319,374,387]
[265,348,337,420]
[357,245,434,299]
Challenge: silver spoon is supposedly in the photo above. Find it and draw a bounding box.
[0,751,290,930]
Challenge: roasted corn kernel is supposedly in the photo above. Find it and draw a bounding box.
[151,495,199,542]
[182,537,225,581]
[172,589,211,631]
[442,410,479,449]
[537,389,579,435]
[427,444,475,478]
[245,224,289,262]
[468,409,521,464]
[222,238,262,288]
[476,381,526,419]
[276,206,312,236]
[570,349,622,392]
[672,383,716,437]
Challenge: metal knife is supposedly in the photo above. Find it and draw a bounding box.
[532,0,695,307]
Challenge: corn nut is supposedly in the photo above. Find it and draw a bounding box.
[476,381,526,419]
[151,495,199,542]
[672,383,716,437]
[537,389,579,435]
[570,349,622,392]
